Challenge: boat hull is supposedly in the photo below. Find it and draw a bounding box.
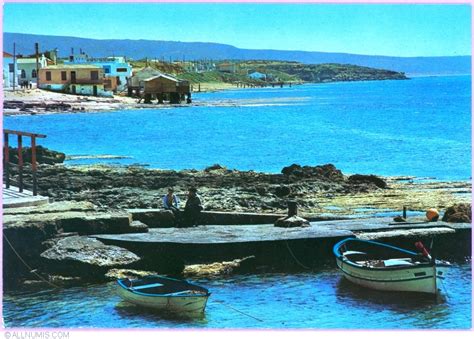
[336,257,448,294]
[117,284,209,313]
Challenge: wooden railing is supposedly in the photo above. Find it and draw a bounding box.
[3,129,47,196]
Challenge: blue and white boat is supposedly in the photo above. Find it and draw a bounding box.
[333,238,450,295]
[117,275,211,313]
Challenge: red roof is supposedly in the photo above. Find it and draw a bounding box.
[3,52,13,58]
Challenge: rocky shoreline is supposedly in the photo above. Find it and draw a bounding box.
[6,146,471,218]
[3,147,471,290]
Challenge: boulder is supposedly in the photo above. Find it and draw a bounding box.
[348,174,387,189]
[274,185,291,197]
[204,164,227,172]
[442,203,471,223]
[274,215,311,228]
[40,236,140,278]
[281,163,303,176]
[129,220,149,233]
[8,145,66,165]
[281,163,345,181]
[310,164,345,181]
[183,256,256,277]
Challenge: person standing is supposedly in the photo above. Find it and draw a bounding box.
[183,187,203,227]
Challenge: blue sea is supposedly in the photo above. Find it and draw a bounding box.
[3,75,472,180]
[2,76,472,329]
[3,263,472,329]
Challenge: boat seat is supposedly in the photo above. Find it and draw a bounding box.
[383,259,414,267]
[130,282,164,290]
[342,251,367,256]
[161,290,195,296]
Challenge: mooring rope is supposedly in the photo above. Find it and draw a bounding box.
[3,233,60,289]
[282,200,323,271]
[284,239,312,270]
[213,299,264,322]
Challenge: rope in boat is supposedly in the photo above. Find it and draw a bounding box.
[212,299,264,322]
[3,233,60,289]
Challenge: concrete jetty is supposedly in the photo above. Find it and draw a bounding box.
[93,217,471,268]
[4,200,470,285]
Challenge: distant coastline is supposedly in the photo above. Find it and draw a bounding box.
[4,32,471,76]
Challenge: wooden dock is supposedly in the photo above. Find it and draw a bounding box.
[2,185,49,208]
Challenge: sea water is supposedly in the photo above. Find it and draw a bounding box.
[2,262,471,329]
[3,76,472,180]
[2,76,472,329]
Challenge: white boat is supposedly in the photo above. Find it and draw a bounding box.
[333,238,450,295]
[117,275,210,313]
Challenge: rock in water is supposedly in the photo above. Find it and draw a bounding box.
[274,215,310,228]
[442,203,471,223]
[105,269,158,281]
[183,256,256,277]
[40,236,140,278]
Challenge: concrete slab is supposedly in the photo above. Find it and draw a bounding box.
[94,223,354,244]
[2,185,49,208]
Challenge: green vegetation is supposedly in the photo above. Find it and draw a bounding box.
[130,59,407,85]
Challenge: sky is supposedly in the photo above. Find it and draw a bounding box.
[2,3,472,57]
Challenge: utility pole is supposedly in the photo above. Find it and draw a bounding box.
[35,42,40,88]
[12,42,16,92]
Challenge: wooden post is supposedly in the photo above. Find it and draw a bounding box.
[35,42,40,88]
[144,93,152,104]
[288,200,297,217]
[31,136,37,196]
[157,93,164,104]
[403,206,407,219]
[17,135,23,192]
[4,132,10,188]
[198,83,201,92]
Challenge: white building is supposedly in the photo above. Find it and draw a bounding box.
[3,52,18,89]
[17,55,49,86]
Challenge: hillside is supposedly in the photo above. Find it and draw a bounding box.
[130,60,407,85]
[4,32,471,76]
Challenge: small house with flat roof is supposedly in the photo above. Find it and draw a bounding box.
[38,64,113,97]
[16,55,50,86]
[65,52,132,92]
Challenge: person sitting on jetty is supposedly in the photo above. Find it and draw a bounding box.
[162,188,181,224]
[183,187,203,227]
